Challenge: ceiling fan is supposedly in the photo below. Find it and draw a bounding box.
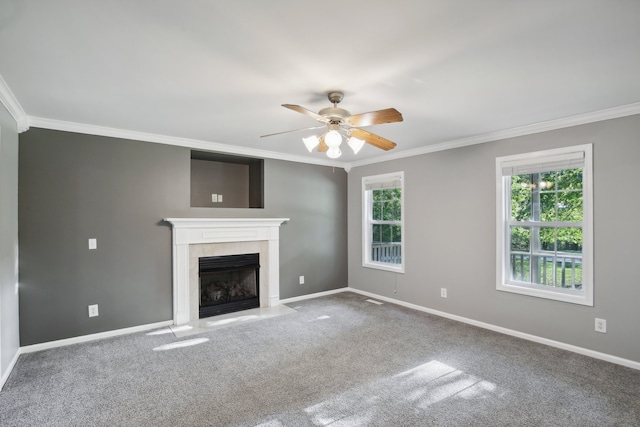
[261,91,403,159]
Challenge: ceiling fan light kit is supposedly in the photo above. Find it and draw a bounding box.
[324,130,342,148]
[327,147,342,159]
[261,91,403,159]
[347,136,365,154]
[302,135,320,152]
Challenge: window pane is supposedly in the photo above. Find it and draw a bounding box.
[391,188,402,200]
[372,224,381,243]
[539,192,556,221]
[373,201,382,220]
[510,254,530,282]
[556,256,582,289]
[391,225,401,243]
[556,227,582,254]
[373,188,401,222]
[557,191,583,222]
[381,224,392,242]
[556,168,583,191]
[372,242,401,264]
[532,255,584,289]
[511,175,532,221]
[538,171,556,191]
[539,227,555,252]
[510,226,530,252]
[382,201,395,220]
[371,225,402,264]
[532,255,553,286]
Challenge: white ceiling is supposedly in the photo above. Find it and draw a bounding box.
[1,0,639,167]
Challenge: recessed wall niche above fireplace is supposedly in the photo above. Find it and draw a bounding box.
[190,151,264,209]
[165,218,289,325]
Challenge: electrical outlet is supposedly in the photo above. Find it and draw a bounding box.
[299,275,305,285]
[218,194,223,202]
[595,318,606,333]
[88,304,99,317]
[88,238,97,250]
[440,288,447,298]
[211,194,218,203]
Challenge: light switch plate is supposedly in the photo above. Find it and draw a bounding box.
[88,238,97,250]
[218,194,223,202]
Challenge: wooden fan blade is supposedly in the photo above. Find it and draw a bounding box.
[346,108,403,127]
[260,125,325,138]
[282,104,329,123]
[317,135,328,152]
[350,128,397,151]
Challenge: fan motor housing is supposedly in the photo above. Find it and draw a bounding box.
[319,107,350,123]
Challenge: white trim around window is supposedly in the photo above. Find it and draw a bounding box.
[496,144,593,306]
[362,171,405,273]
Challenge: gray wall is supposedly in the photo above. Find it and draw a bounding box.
[19,128,347,345]
[348,114,640,363]
[0,102,20,383]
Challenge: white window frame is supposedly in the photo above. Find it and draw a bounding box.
[496,144,593,306]
[362,171,405,273]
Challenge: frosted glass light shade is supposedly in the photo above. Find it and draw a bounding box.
[326,147,342,159]
[302,135,320,152]
[324,130,342,148]
[347,136,365,154]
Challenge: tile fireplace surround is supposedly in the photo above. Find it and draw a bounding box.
[164,218,289,325]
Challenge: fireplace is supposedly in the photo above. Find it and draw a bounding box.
[164,218,289,325]
[199,253,260,318]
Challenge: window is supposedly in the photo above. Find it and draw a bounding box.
[363,172,404,273]
[496,144,593,305]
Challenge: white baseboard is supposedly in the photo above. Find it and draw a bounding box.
[345,287,640,371]
[0,348,21,391]
[15,289,350,357]
[279,287,348,304]
[7,286,638,391]
[20,320,174,354]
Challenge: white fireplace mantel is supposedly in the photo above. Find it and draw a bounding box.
[165,217,289,325]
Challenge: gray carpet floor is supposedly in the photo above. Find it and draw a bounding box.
[1,292,639,426]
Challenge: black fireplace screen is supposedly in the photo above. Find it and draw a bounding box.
[198,253,260,318]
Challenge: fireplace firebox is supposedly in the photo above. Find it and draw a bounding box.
[198,253,260,318]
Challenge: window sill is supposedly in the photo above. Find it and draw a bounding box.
[497,282,592,306]
[363,262,404,274]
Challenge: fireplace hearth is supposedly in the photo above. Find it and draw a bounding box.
[199,253,260,318]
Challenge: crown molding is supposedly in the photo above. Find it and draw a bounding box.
[28,116,350,169]
[346,102,640,169]
[0,74,29,132]
[25,101,640,171]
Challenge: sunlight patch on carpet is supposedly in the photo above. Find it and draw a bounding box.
[153,338,209,351]
[207,315,259,326]
[170,304,297,337]
[396,361,503,407]
[147,325,193,336]
[304,360,505,424]
[307,315,331,322]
